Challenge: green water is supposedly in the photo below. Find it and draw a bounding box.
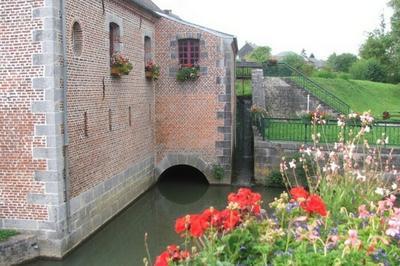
[26,179,282,266]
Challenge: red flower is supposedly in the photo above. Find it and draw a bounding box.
[175,215,188,234]
[301,194,327,216]
[220,209,241,230]
[227,188,262,215]
[154,251,169,266]
[154,245,190,266]
[290,187,309,201]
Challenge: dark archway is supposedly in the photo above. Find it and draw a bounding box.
[157,165,209,204]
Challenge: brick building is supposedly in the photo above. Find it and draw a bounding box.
[0,0,237,258]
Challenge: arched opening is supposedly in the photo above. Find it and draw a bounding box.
[109,22,121,59]
[157,165,209,204]
[72,21,83,56]
[144,36,152,63]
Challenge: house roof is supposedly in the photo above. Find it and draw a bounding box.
[155,11,238,52]
[238,43,256,59]
[128,0,162,16]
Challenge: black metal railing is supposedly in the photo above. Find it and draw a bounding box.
[253,116,400,146]
[236,62,262,79]
[263,63,352,115]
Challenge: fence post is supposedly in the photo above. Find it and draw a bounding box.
[304,122,307,143]
[261,118,266,141]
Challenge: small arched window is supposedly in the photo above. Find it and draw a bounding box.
[109,22,120,58]
[72,22,83,56]
[144,36,152,63]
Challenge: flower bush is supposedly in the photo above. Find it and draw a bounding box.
[145,61,160,80]
[110,52,133,76]
[149,187,400,265]
[147,107,400,266]
[281,108,398,218]
[176,64,200,81]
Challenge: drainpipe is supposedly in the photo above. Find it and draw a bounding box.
[60,0,71,234]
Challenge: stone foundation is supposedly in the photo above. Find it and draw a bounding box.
[0,235,39,266]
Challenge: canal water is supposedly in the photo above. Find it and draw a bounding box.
[26,171,283,266]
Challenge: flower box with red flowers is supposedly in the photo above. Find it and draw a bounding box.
[110,52,133,77]
[176,63,200,82]
[145,61,160,80]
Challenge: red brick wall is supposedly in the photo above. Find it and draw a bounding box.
[154,17,227,166]
[65,0,156,197]
[0,0,48,220]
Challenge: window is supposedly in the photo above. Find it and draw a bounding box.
[109,22,120,58]
[144,36,152,63]
[72,22,83,56]
[178,39,199,65]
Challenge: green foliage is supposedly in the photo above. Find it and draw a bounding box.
[281,53,314,76]
[281,53,305,70]
[349,58,386,82]
[176,66,199,81]
[244,46,271,63]
[327,53,358,73]
[0,230,18,242]
[212,164,225,180]
[235,80,252,96]
[358,3,400,83]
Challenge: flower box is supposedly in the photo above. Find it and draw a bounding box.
[110,52,133,77]
[110,66,121,77]
[176,64,200,82]
[144,61,160,80]
[145,70,153,79]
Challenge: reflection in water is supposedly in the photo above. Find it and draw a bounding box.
[26,178,283,266]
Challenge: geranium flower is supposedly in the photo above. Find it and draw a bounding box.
[290,187,309,201]
[220,209,240,230]
[154,251,169,266]
[301,194,327,217]
[154,245,190,266]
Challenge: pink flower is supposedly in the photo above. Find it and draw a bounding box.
[344,229,361,248]
[358,204,370,219]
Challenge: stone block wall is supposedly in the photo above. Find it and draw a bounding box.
[252,75,337,118]
[0,235,39,266]
[154,15,236,183]
[0,0,67,257]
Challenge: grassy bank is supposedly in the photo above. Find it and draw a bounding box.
[311,78,400,117]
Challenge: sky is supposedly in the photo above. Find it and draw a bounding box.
[153,0,394,60]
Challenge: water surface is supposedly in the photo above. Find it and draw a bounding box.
[26,178,282,266]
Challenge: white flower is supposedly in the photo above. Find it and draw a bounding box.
[330,162,339,172]
[364,126,370,133]
[305,148,312,156]
[392,183,398,190]
[375,187,385,196]
[289,159,296,169]
[356,171,366,181]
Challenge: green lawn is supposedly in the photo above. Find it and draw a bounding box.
[311,78,400,118]
[235,79,252,96]
[263,119,400,146]
[0,230,18,242]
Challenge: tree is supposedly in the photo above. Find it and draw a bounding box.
[244,46,271,63]
[327,53,358,73]
[349,58,385,82]
[281,53,314,76]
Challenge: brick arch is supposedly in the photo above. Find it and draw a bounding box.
[155,153,211,183]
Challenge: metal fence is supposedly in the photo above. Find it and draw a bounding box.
[263,63,351,115]
[253,114,400,146]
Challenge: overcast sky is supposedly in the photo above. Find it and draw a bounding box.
[153,0,394,59]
